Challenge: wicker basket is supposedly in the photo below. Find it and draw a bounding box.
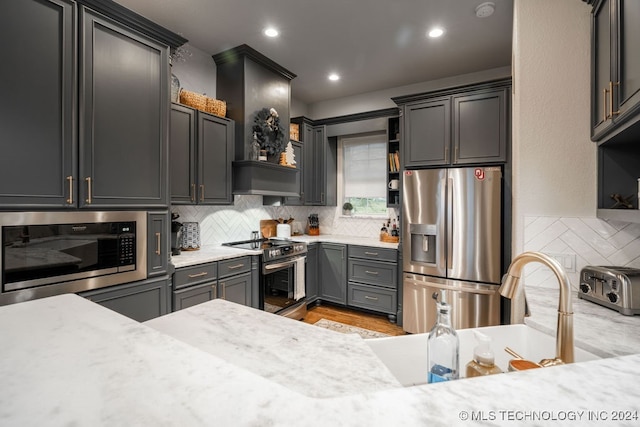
[179,89,207,111]
[205,97,226,117]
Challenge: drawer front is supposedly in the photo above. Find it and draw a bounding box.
[348,259,397,288]
[218,256,251,278]
[174,263,218,289]
[347,282,397,314]
[348,245,397,262]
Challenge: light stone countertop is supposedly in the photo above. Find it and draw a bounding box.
[525,286,640,358]
[2,293,640,426]
[170,234,398,269]
[145,298,401,398]
[170,245,261,268]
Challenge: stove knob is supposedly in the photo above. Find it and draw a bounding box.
[606,292,619,304]
[579,283,591,294]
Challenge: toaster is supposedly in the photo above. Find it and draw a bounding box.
[578,266,640,315]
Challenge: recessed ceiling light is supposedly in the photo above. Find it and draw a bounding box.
[264,27,279,38]
[328,73,340,81]
[428,27,444,38]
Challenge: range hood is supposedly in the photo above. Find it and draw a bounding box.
[213,45,298,197]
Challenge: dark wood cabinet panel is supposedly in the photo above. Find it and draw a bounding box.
[173,281,217,311]
[81,276,171,322]
[404,99,450,167]
[147,211,169,277]
[305,243,319,304]
[198,113,234,204]
[453,89,508,164]
[0,0,77,207]
[319,243,347,305]
[219,272,252,306]
[79,7,169,208]
[170,104,234,205]
[395,79,511,169]
[170,104,196,203]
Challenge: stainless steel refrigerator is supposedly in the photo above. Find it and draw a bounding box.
[402,167,502,333]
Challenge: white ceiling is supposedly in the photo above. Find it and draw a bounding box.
[114,0,513,105]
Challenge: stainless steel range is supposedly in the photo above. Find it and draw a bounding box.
[223,238,307,319]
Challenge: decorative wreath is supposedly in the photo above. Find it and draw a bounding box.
[253,107,286,156]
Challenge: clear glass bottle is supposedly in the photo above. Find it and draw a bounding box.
[427,291,459,383]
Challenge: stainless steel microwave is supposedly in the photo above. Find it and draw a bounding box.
[0,211,147,305]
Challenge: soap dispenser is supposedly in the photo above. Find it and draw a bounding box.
[465,331,503,378]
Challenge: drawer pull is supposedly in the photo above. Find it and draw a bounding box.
[364,295,379,301]
[364,252,378,256]
[226,263,245,270]
[365,270,379,275]
[187,272,208,278]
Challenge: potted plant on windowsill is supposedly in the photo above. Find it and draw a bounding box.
[342,202,353,216]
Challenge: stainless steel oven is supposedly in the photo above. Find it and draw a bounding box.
[223,238,307,319]
[1,211,147,305]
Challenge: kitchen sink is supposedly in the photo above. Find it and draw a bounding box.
[365,324,600,387]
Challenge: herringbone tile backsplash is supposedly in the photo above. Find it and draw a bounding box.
[523,216,640,290]
[172,196,399,244]
[174,200,640,290]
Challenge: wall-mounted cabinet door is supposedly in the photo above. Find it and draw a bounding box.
[197,112,234,204]
[79,7,169,208]
[453,88,508,165]
[0,0,77,208]
[591,0,640,141]
[403,98,451,168]
[170,104,196,203]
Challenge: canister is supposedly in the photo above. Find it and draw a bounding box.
[181,222,201,250]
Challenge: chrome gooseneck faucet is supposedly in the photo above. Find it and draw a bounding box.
[499,252,574,364]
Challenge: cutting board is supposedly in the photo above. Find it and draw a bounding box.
[260,219,278,238]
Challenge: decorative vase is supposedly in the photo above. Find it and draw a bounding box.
[171,73,181,103]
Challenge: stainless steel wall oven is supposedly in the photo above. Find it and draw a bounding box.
[0,211,147,305]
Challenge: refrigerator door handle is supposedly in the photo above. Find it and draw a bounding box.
[438,176,448,273]
[404,277,498,296]
[447,176,454,274]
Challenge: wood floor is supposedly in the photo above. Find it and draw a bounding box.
[302,303,406,336]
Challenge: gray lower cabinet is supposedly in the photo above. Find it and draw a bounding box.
[147,211,170,277]
[170,103,235,205]
[305,243,319,304]
[347,245,398,322]
[172,256,253,311]
[319,243,347,305]
[80,276,171,322]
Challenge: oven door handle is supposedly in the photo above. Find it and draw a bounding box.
[263,257,304,271]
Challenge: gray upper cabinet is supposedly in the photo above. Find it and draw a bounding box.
[1,0,184,210]
[290,118,337,206]
[591,0,640,143]
[1,0,77,208]
[79,7,169,208]
[395,80,510,168]
[170,103,235,205]
[403,98,451,167]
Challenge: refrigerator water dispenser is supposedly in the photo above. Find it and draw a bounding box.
[410,223,437,265]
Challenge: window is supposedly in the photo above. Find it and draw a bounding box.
[341,133,387,215]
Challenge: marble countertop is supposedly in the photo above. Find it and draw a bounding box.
[145,299,401,398]
[170,246,261,268]
[170,235,398,268]
[2,293,640,426]
[525,287,640,358]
